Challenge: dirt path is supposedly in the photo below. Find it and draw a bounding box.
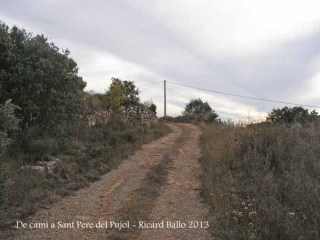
[138,124,211,240]
[11,123,211,240]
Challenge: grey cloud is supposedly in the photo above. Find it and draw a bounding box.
[1,0,320,117]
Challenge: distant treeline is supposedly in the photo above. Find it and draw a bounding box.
[164,97,318,125]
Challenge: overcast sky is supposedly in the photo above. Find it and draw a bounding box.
[1,0,320,120]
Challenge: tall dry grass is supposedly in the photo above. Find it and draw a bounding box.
[0,121,170,230]
[200,121,320,240]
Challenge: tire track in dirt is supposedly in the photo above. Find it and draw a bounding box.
[106,124,193,240]
[138,124,211,240]
[11,124,183,240]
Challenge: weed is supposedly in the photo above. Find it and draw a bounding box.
[200,121,320,240]
[0,122,170,231]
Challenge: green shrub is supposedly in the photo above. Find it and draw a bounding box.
[205,112,220,123]
[0,100,20,153]
[0,22,85,135]
[267,106,318,124]
[0,162,6,204]
[0,99,20,204]
[183,98,219,123]
[26,137,60,161]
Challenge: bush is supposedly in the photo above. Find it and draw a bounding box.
[26,137,60,161]
[0,22,85,144]
[0,99,19,204]
[0,100,20,153]
[183,98,219,123]
[0,162,6,204]
[267,106,318,124]
[205,112,219,123]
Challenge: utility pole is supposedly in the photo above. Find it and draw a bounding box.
[164,80,167,117]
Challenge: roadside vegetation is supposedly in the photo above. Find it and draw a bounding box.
[0,21,169,230]
[200,107,320,240]
[162,98,219,123]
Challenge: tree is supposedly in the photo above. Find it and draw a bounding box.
[107,80,126,110]
[184,98,212,115]
[0,22,86,137]
[0,99,19,154]
[149,102,157,114]
[267,106,318,124]
[106,78,140,111]
[184,98,218,122]
[144,100,157,114]
[0,99,19,204]
[205,111,219,123]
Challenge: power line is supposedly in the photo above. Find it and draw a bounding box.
[133,78,162,84]
[139,81,163,88]
[138,81,163,93]
[167,81,320,109]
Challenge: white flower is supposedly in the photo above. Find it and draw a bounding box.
[249,233,256,239]
[249,211,257,217]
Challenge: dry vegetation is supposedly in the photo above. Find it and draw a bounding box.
[0,121,170,230]
[200,121,320,240]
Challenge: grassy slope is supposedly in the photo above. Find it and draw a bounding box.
[0,122,170,229]
[200,122,320,240]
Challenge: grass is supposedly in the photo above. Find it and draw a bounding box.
[108,154,171,240]
[0,121,170,231]
[200,121,320,240]
[108,125,191,240]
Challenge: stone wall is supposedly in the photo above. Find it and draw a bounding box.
[87,107,157,127]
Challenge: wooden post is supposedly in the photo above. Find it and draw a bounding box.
[164,80,167,117]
